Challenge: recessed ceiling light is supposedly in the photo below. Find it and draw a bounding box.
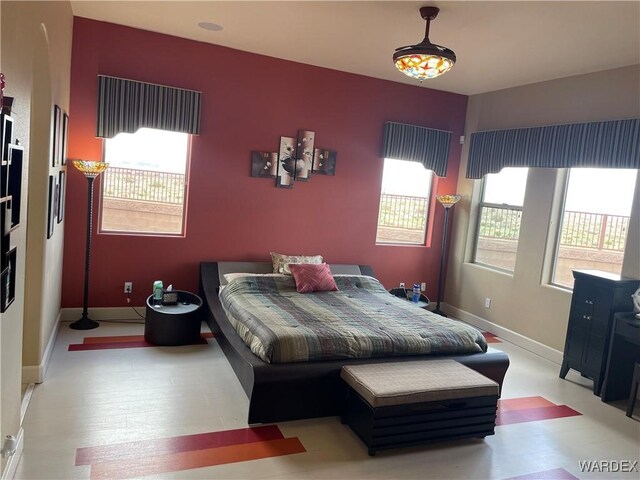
[198,22,223,32]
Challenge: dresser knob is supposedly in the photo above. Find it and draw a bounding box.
[585,300,594,305]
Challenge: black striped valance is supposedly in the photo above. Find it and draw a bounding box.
[466,118,640,179]
[382,122,451,177]
[96,75,201,138]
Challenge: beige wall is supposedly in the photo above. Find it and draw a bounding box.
[447,65,640,353]
[0,1,72,472]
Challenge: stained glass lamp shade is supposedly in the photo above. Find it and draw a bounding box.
[72,159,108,178]
[436,194,462,208]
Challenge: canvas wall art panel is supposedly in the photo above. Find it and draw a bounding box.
[251,151,278,178]
[312,149,337,176]
[277,136,296,189]
[295,130,315,181]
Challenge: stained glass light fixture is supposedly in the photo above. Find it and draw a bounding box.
[69,160,108,330]
[393,6,456,81]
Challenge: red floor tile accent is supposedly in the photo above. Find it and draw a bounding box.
[505,467,579,479]
[483,332,502,343]
[496,404,581,426]
[82,333,214,344]
[76,425,284,465]
[69,333,214,351]
[499,396,557,411]
[88,437,306,480]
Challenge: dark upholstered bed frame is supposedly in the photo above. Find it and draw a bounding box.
[200,262,510,424]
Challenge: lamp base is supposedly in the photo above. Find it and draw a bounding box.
[69,316,99,330]
[431,307,448,317]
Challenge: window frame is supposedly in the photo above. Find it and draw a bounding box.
[472,173,525,273]
[98,131,192,238]
[549,167,636,289]
[375,158,434,246]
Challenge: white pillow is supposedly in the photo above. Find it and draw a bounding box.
[223,273,286,283]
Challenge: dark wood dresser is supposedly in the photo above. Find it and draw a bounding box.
[559,270,639,396]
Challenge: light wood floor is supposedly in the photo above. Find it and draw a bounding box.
[14,321,640,479]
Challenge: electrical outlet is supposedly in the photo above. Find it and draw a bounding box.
[421,282,426,291]
[399,282,405,288]
[485,297,491,309]
[124,282,133,294]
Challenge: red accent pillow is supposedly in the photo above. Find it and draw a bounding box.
[289,263,339,293]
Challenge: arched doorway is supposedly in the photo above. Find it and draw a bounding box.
[22,23,53,386]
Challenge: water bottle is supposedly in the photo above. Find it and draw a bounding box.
[153,280,163,306]
[412,284,421,303]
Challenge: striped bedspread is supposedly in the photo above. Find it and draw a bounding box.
[219,275,487,364]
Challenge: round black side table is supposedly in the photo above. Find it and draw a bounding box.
[388,287,430,309]
[145,290,203,346]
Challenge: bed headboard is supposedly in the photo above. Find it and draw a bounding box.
[216,262,373,286]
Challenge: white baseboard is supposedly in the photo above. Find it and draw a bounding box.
[20,383,35,425]
[443,303,564,365]
[1,427,24,480]
[60,306,145,323]
[22,312,61,384]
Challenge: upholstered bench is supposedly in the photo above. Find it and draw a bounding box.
[340,359,500,455]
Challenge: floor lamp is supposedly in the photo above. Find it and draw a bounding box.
[69,159,108,330]
[433,194,462,317]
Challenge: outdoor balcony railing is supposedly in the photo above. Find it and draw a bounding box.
[478,206,629,252]
[560,211,629,251]
[102,166,185,205]
[377,194,428,230]
[376,193,429,244]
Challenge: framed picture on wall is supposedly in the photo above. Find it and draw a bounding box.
[51,105,61,167]
[61,112,68,166]
[47,175,55,238]
[57,170,65,223]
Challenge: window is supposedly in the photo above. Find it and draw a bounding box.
[552,168,637,289]
[473,168,529,272]
[376,159,433,245]
[100,128,190,235]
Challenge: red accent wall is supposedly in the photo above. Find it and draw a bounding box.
[63,17,467,308]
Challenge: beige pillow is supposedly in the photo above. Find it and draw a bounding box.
[270,252,324,275]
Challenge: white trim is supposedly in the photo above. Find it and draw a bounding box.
[1,427,24,480]
[20,384,35,425]
[60,306,145,323]
[22,312,61,384]
[443,303,564,365]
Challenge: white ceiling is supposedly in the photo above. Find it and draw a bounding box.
[70,1,640,95]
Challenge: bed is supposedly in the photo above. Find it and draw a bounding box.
[200,261,510,424]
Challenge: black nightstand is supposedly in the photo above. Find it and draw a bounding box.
[388,288,430,309]
[145,290,203,346]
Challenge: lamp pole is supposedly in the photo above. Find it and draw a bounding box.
[70,160,108,330]
[433,194,462,317]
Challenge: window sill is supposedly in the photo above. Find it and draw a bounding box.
[464,261,515,278]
